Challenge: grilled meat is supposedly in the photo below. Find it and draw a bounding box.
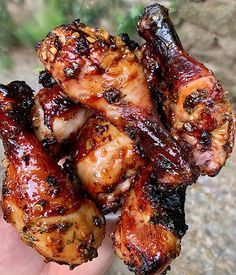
[75,116,147,213]
[138,3,235,176]
[113,165,187,274]
[36,21,198,188]
[32,84,92,157]
[0,81,105,267]
[32,84,146,213]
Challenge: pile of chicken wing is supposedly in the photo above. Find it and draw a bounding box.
[0,3,235,274]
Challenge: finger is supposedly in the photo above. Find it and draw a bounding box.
[0,208,45,275]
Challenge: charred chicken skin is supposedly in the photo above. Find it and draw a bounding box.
[138,3,235,176]
[36,21,198,189]
[113,166,187,274]
[75,116,147,213]
[0,81,105,267]
[32,82,92,157]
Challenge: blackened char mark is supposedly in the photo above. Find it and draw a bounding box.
[103,88,121,104]
[41,137,57,152]
[54,35,62,50]
[39,70,56,88]
[92,216,104,228]
[75,34,90,56]
[101,203,121,215]
[119,33,140,51]
[62,159,78,183]
[137,3,182,52]
[0,81,34,127]
[151,87,169,128]
[183,89,208,114]
[199,131,211,147]
[145,173,188,238]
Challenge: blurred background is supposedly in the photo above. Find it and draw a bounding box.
[0,0,236,274]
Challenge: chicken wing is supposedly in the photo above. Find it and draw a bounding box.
[113,165,187,274]
[75,116,147,213]
[36,21,198,188]
[0,81,105,267]
[32,83,92,157]
[138,3,235,176]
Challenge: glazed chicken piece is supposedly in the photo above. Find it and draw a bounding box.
[32,80,92,157]
[75,116,147,213]
[113,166,187,274]
[0,81,105,267]
[138,3,235,176]
[36,21,198,188]
[32,83,147,213]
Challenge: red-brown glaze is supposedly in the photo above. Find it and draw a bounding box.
[75,116,147,213]
[0,83,80,221]
[113,166,186,274]
[35,85,79,130]
[32,85,92,157]
[141,44,169,127]
[138,3,235,176]
[0,81,105,266]
[37,21,198,188]
[32,84,145,213]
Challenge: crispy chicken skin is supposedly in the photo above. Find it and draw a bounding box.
[138,3,235,176]
[75,116,147,213]
[113,166,187,274]
[32,83,92,157]
[36,20,198,188]
[0,81,105,267]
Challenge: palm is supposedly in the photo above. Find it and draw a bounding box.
[0,209,114,275]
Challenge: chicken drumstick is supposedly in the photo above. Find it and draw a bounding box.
[113,166,187,274]
[37,21,198,188]
[138,3,235,176]
[0,81,105,267]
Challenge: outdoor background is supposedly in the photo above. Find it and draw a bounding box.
[0,0,236,274]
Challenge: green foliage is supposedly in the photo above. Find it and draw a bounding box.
[14,0,143,47]
[0,52,14,73]
[0,0,147,71]
[63,0,117,26]
[0,2,16,72]
[116,3,144,38]
[15,0,67,47]
[0,1,17,48]
[169,0,177,14]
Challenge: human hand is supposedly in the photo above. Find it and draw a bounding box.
[0,208,114,275]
